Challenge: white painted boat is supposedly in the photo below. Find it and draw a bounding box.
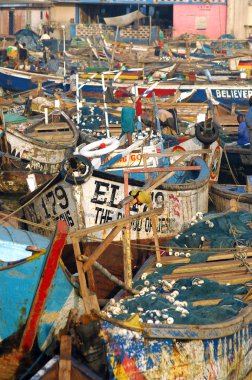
[2,109,79,174]
[20,137,221,243]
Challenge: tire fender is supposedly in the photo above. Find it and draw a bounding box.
[195,121,219,145]
[60,154,93,185]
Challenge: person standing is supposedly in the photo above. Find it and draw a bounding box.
[245,96,252,146]
[237,114,250,147]
[16,43,28,69]
[120,106,136,146]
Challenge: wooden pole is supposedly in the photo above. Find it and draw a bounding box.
[84,243,97,294]
[149,201,161,262]
[72,237,100,314]
[82,225,123,272]
[110,26,119,70]
[72,238,89,298]
[149,16,152,46]
[78,255,139,295]
[59,335,72,380]
[123,172,132,288]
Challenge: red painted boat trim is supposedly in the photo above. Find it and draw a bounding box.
[19,220,68,353]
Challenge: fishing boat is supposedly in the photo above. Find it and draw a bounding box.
[92,211,252,379]
[1,108,79,174]
[210,99,251,184]
[210,183,252,212]
[0,220,84,379]
[80,67,145,81]
[0,66,64,93]
[20,130,221,242]
[81,79,252,106]
[218,145,252,184]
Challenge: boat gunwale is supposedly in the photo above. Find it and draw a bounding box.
[0,250,75,287]
[5,109,79,151]
[210,184,252,204]
[97,303,252,340]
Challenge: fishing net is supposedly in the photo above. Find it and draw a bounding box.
[72,105,120,131]
[167,211,252,253]
[104,211,252,326]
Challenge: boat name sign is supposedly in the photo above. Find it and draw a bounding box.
[215,89,252,100]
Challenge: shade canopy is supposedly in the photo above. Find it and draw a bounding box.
[104,10,146,28]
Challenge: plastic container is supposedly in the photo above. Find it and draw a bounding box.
[7,46,17,59]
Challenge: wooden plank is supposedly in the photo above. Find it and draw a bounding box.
[207,251,252,261]
[82,225,123,272]
[70,208,163,239]
[72,238,100,314]
[123,171,132,288]
[58,335,72,380]
[164,272,252,285]
[149,202,161,262]
[172,258,252,274]
[72,238,89,298]
[19,220,68,353]
[165,267,249,279]
[84,244,97,294]
[124,166,202,173]
[143,149,211,158]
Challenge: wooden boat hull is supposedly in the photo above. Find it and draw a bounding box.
[210,183,252,212]
[0,70,37,92]
[0,67,63,93]
[0,170,52,194]
[21,160,209,243]
[219,146,252,184]
[97,223,252,379]
[80,69,144,81]
[101,317,252,379]
[3,110,79,174]
[82,81,252,105]
[0,224,83,353]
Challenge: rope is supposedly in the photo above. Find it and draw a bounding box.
[83,233,234,254]
[223,147,239,185]
[230,225,252,275]
[234,246,252,275]
[0,174,58,230]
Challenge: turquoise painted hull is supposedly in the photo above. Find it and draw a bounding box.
[0,225,82,352]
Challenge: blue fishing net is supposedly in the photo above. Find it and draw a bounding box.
[166,211,252,252]
[113,277,247,325]
[107,212,252,325]
[72,105,120,131]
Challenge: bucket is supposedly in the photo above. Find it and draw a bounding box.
[26,174,38,192]
[240,70,247,79]
[7,46,17,59]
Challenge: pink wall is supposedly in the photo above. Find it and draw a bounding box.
[173,4,227,39]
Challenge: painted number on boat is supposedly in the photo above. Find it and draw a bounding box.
[40,185,75,227]
[89,180,181,233]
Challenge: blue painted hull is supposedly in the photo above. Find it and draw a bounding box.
[0,71,37,92]
[0,226,82,351]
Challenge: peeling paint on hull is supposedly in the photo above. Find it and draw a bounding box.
[22,167,209,242]
[101,321,252,380]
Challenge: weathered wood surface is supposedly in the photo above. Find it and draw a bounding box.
[59,336,72,380]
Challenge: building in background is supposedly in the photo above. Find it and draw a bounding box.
[52,0,228,39]
[226,0,252,39]
[1,0,252,41]
[0,0,52,36]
